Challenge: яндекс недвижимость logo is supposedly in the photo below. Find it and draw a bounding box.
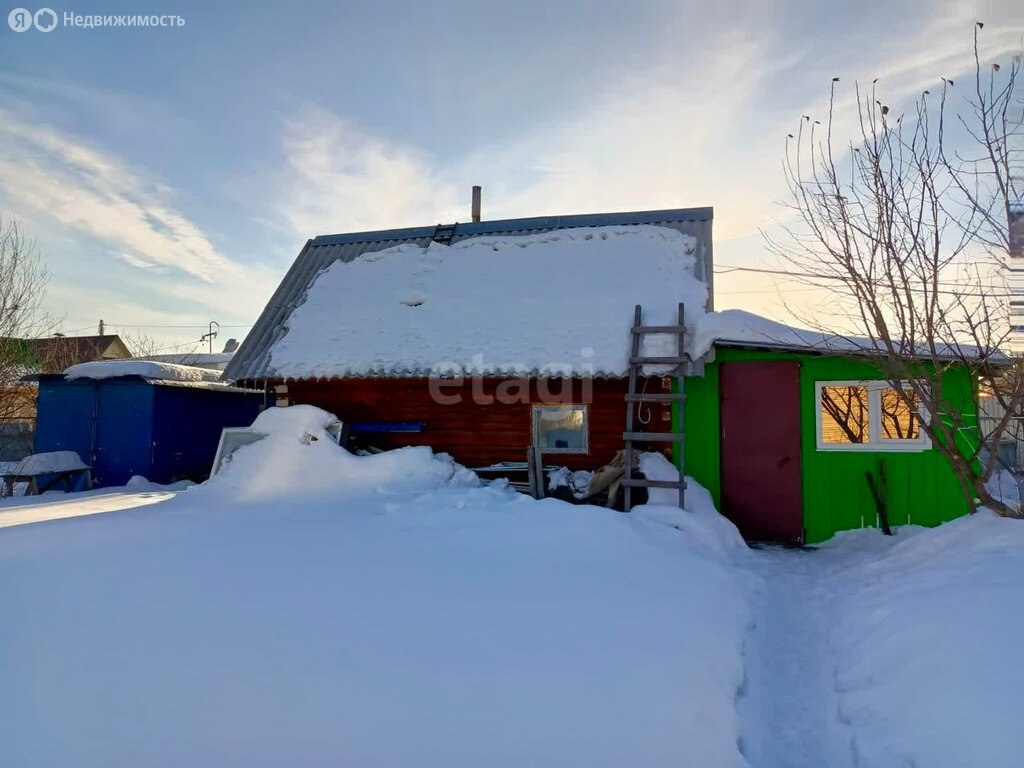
[8,7,56,31]
[7,6,56,30]
[7,8,183,31]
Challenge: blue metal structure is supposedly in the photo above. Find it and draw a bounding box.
[34,375,266,488]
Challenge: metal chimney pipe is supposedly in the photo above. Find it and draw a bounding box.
[471,185,482,223]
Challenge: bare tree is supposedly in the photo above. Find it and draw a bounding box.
[768,24,1023,517]
[121,329,203,364]
[0,216,50,458]
[120,330,162,358]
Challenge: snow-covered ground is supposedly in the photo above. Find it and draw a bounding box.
[0,407,753,768]
[2,406,1022,767]
[741,513,1024,768]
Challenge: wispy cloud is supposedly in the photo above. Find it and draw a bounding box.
[278,106,463,235]
[0,110,243,283]
[271,8,1022,333]
[275,28,788,242]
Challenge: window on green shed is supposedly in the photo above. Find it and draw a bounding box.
[815,381,929,451]
[820,385,870,444]
[881,386,921,440]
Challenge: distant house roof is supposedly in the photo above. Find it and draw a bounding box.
[226,207,714,381]
[22,335,131,374]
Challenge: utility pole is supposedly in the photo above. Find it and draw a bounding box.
[98,319,105,336]
[200,321,219,354]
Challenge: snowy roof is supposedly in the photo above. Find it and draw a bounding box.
[64,360,225,383]
[693,309,993,362]
[225,207,713,380]
[265,226,706,378]
[691,310,860,358]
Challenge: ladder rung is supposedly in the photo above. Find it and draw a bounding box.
[630,356,688,365]
[623,432,682,442]
[620,478,687,489]
[625,393,687,402]
[631,325,687,334]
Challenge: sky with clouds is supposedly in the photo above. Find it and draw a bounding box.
[0,0,1022,351]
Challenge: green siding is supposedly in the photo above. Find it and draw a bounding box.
[676,347,974,543]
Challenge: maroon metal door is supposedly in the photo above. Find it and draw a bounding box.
[720,361,803,543]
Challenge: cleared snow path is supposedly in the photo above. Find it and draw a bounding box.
[740,547,850,768]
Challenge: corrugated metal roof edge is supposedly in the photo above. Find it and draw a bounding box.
[253,372,634,381]
[308,207,713,248]
[39,372,264,392]
[711,339,989,363]
[224,238,315,381]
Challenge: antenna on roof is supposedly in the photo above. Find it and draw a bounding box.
[200,321,220,354]
[471,185,482,223]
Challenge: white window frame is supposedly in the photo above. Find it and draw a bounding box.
[531,404,590,455]
[815,380,931,452]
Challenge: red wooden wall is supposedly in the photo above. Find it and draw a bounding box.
[280,376,673,470]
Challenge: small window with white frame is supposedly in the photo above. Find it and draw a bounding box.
[532,404,589,454]
[816,381,929,451]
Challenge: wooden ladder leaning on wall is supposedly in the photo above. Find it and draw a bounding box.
[622,303,687,513]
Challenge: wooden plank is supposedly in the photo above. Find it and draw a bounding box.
[532,444,540,499]
[348,421,424,433]
[677,301,686,510]
[630,356,689,365]
[623,432,682,441]
[624,304,642,514]
[532,444,545,499]
[626,325,684,335]
[620,478,687,489]
[625,393,687,402]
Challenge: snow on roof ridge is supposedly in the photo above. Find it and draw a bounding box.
[267,225,708,379]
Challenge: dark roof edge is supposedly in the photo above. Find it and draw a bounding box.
[310,207,713,247]
[712,339,981,363]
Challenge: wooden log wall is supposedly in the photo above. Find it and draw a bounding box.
[280,376,674,471]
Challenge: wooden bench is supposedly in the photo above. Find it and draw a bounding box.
[2,451,93,497]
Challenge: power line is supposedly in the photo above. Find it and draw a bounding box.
[148,339,206,353]
[716,286,824,296]
[59,324,99,334]
[714,263,1013,298]
[109,323,253,329]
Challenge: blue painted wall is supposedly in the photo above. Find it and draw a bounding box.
[35,376,265,488]
[151,385,265,483]
[95,380,156,486]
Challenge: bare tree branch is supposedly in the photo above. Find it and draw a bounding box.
[767,25,1024,518]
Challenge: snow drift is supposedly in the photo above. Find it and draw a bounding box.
[0,405,755,768]
[207,405,477,500]
[822,512,1024,767]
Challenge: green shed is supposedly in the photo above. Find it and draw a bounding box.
[675,329,977,544]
